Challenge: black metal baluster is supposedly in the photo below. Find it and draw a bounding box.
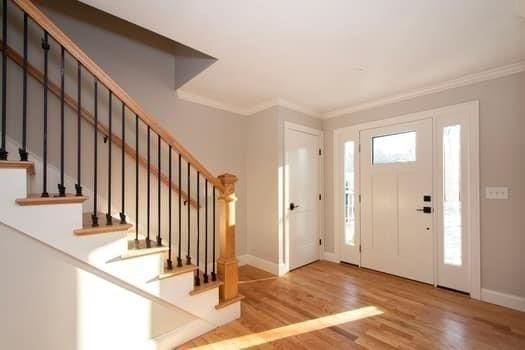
[177,153,183,267]
[157,134,162,246]
[91,80,99,226]
[75,62,82,196]
[41,32,50,197]
[146,126,151,247]
[195,171,201,286]
[120,102,126,224]
[186,162,191,265]
[58,46,66,197]
[135,115,139,243]
[212,186,216,281]
[167,145,173,270]
[106,91,113,225]
[204,178,209,283]
[19,13,28,161]
[0,0,8,160]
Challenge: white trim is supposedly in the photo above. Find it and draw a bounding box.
[176,91,320,118]
[246,98,321,118]
[177,62,525,120]
[332,101,481,298]
[237,254,251,267]
[321,252,340,263]
[469,105,481,299]
[322,61,525,119]
[284,122,323,137]
[176,90,247,115]
[481,289,525,312]
[237,254,286,276]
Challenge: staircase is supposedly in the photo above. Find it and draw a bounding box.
[0,0,241,348]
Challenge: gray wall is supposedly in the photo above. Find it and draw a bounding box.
[4,2,247,255]
[323,72,525,298]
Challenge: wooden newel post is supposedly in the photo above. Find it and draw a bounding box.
[217,173,239,302]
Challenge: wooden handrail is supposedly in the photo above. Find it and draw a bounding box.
[12,0,225,193]
[0,40,199,208]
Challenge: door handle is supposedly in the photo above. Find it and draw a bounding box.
[416,206,433,214]
[289,202,300,211]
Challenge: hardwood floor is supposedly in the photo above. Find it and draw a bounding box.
[180,261,525,349]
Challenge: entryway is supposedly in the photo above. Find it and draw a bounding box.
[334,102,480,296]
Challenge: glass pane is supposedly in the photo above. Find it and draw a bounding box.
[443,125,462,266]
[344,141,355,246]
[373,131,416,164]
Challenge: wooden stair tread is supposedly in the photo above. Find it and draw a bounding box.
[190,280,224,296]
[158,264,198,280]
[74,212,132,236]
[0,160,35,175]
[16,194,88,206]
[215,294,245,310]
[119,239,169,260]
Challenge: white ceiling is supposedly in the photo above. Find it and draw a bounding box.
[79,0,525,118]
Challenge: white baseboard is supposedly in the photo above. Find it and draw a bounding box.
[237,254,250,266]
[481,289,525,312]
[237,254,283,276]
[321,251,340,263]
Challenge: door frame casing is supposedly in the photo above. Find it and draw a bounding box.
[281,122,324,275]
[333,101,480,299]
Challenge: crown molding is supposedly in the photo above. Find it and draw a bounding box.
[175,90,248,116]
[177,61,525,120]
[176,90,321,117]
[322,61,525,119]
[244,98,321,118]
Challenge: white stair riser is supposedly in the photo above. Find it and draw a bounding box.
[0,163,241,344]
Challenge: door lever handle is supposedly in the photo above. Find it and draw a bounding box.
[416,206,433,213]
[289,202,300,211]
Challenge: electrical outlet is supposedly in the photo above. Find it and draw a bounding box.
[485,187,509,200]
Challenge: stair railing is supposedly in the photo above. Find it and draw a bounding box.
[0,0,239,302]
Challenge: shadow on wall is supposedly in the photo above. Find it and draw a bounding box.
[0,222,192,350]
[40,0,217,89]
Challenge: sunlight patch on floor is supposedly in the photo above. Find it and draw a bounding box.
[189,306,383,349]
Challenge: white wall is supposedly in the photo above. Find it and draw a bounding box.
[323,72,525,298]
[0,223,195,350]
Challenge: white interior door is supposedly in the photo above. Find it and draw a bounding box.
[360,119,434,284]
[286,126,321,270]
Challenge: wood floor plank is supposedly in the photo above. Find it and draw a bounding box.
[179,261,525,349]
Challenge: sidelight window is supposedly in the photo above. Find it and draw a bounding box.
[443,125,462,266]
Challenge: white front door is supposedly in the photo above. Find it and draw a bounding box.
[285,126,321,270]
[360,119,434,284]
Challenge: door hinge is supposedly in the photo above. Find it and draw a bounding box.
[319,193,322,200]
[319,238,323,246]
[358,144,361,152]
[318,148,322,156]
[358,194,361,203]
[359,244,362,253]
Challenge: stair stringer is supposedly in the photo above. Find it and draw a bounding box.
[1,139,241,331]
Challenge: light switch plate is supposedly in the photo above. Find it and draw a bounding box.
[485,187,509,199]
